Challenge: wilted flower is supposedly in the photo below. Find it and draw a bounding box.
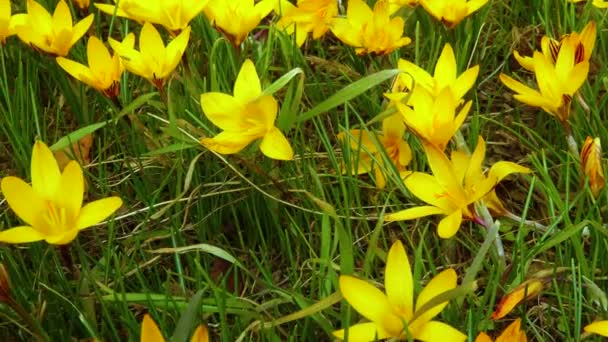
[392,87,471,151]
[0,0,18,44]
[580,136,605,198]
[96,0,207,34]
[0,141,122,245]
[584,321,608,337]
[109,22,190,89]
[141,314,209,342]
[419,0,489,28]
[56,35,134,99]
[12,0,94,56]
[514,22,596,72]
[500,35,589,129]
[338,114,412,189]
[334,240,465,341]
[200,59,294,160]
[476,319,527,342]
[72,0,89,10]
[275,0,338,47]
[385,136,531,239]
[390,43,479,103]
[491,279,544,320]
[203,0,274,46]
[331,0,411,55]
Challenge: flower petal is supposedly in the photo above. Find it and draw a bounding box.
[385,206,445,222]
[234,59,262,103]
[201,131,257,154]
[584,320,608,337]
[339,275,392,324]
[413,268,458,325]
[44,228,79,245]
[69,13,94,48]
[56,57,97,88]
[436,209,462,239]
[0,226,45,244]
[190,324,209,342]
[434,44,457,91]
[385,241,414,320]
[259,127,294,160]
[141,314,165,342]
[200,92,247,131]
[415,320,467,342]
[1,176,45,226]
[404,172,453,210]
[75,197,123,230]
[31,141,61,199]
[56,161,84,221]
[164,26,191,79]
[333,322,392,342]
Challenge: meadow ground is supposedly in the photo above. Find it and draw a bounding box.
[1,0,608,341]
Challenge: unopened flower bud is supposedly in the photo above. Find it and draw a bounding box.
[580,136,605,198]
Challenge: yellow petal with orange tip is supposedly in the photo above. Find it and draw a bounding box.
[141,314,165,342]
[491,279,544,319]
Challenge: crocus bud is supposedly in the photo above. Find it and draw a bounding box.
[580,136,605,198]
[491,279,544,320]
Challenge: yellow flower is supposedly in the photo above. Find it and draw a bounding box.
[109,22,190,89]
[203,0,274,46]
[514,21,596,72]
[96,0,207,34]
[0,141,122,245]
[584,321,608,337]
[275,0,338,47]
[491,279,544,320]
[393,87,471,151]
[200,59,294,161]
[388,0,419,14]
[0,0,19,44]
[56,35,134,99]
[334,240,465,341]
[385,136,530,239]
[338,114,412,189]
[72,0,89,10]
[419,0,489,28]
[141,314,209,342]
[580,136,605,198]
[476,319,527,342]
[12,0,93,57]
[331,0,411,55]
[500,35,589,128]
[390,43,479,103]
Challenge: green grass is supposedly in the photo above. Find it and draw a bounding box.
[1,0,608,340]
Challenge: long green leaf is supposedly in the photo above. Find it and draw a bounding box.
[50,121,108,151]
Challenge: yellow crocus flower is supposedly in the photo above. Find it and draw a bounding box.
[0,141,122,245]
[96,0,207,34]
[203,0,274,46]
[141,314,209,342]
[200,59,294,161]
[385,136,530,239]
[109,22,191,89]
[56,35,134,99]
[12,0,94,57]
[0,0,18,44]
[338,114,412,189]
[390,43,479,103]
[275,0,338,47]
[393,87,471,151]
[331,0,411,55]
[514,21,596,72]
[580,136,605,198]
[500,35,589,128]
[334,240,465,341]
[419,0,489,29]
[476,319,527,342]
